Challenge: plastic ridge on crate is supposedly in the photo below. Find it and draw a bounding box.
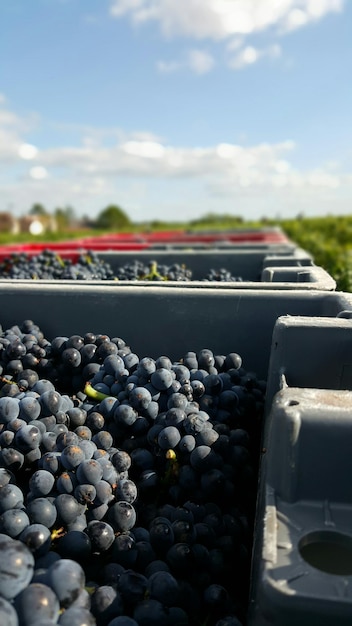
[249,385,352,626]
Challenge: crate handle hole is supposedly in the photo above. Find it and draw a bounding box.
[287,400,299,406]
[299,530,352,575]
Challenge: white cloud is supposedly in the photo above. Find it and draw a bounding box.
[29,166,48,180]
[18,143,38,160]
[109,0,344,40]
[228,43,282,69]
[1,97,351,221]
[0,99,39,162]
[157,49,215,75]
[156,59,182,74]
[122,140,165,158]
[188,49,215,74]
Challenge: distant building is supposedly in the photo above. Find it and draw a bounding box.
[18,214,58,235]
[0,212,20,234]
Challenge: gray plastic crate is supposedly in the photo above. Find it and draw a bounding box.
[96,248,316,283]
[0,282,352,626]
[0,248,337,290]
[0,285,350,379]
[249,386,352,626]
[249,312,352,625]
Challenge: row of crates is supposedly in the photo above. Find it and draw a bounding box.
[0,228,350,624]
[0,227,336,291]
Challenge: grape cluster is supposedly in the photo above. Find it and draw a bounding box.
[0,251,116,281]
[0,319,266,625]
[112,261,193,282]
[0,252,243,282]
[202,269,243,283]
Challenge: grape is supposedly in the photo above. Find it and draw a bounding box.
[113,404,137,427]
[86,520,115,552]
[0,597,19,626]
[19,396,41,422]
[0,319,265,625]
[106,618,138,626]
[55,494,85,526]
[0,508,30,538]
[56,530,92,563]
[108,501,136,532]
[90,585,124,624]
[0,397,20,423]
[115,479,137,503]
[0,536,35,599]
[58,607,97,626]
[19,523,52,557]
[112,533,138,568]
[133,598,171,626]
[0,483,24,513]
[46,558,86,609]
[74,483,97,505]
[147,570,180,606]
[118,569,148,605]
[151,368,174,391]
[28,469,55,496]
[14,583,60,626]
[14,424,42,452]
[60,444,86,470]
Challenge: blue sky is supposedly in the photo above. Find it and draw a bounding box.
[0,0,351,222]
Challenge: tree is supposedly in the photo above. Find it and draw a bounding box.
[95,205,131,230]
[29,203,47,216]
[54,206,76,230]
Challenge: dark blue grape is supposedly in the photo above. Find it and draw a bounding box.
[74,483,96,505]
[113,404,137,427]
[147,570,180,607]
[0,596,18,626]
[106,618,138,626]
[54,494,85,526]
[0,536,35,599]
[133,598,171,626]
[14,582,60,626]
[56,530,92,563]
[26,497,57,528]
[76,459,104,485]
[157,426,181,450]
[151,368,174,391]
[118,569,148,605]
[112,533,138,568]
[57,471,77,494]
[14,424,42,452]
[19,396,41,422]
[58,606,96,625]
[0,397,20,424]
[46,558,86,609]
[91,585,124,624]
[39,390,63,417]
[116,479,137,503]
[19,523,51,557]
[149,517,175,555]
[0,483,24,513]
[111,450,131,473]
[38,451,61,474]
[28,469,55,496]
[60,444,86,470]
[109,501,136,532]
[0,508,30,538]
[86,520,115,552]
